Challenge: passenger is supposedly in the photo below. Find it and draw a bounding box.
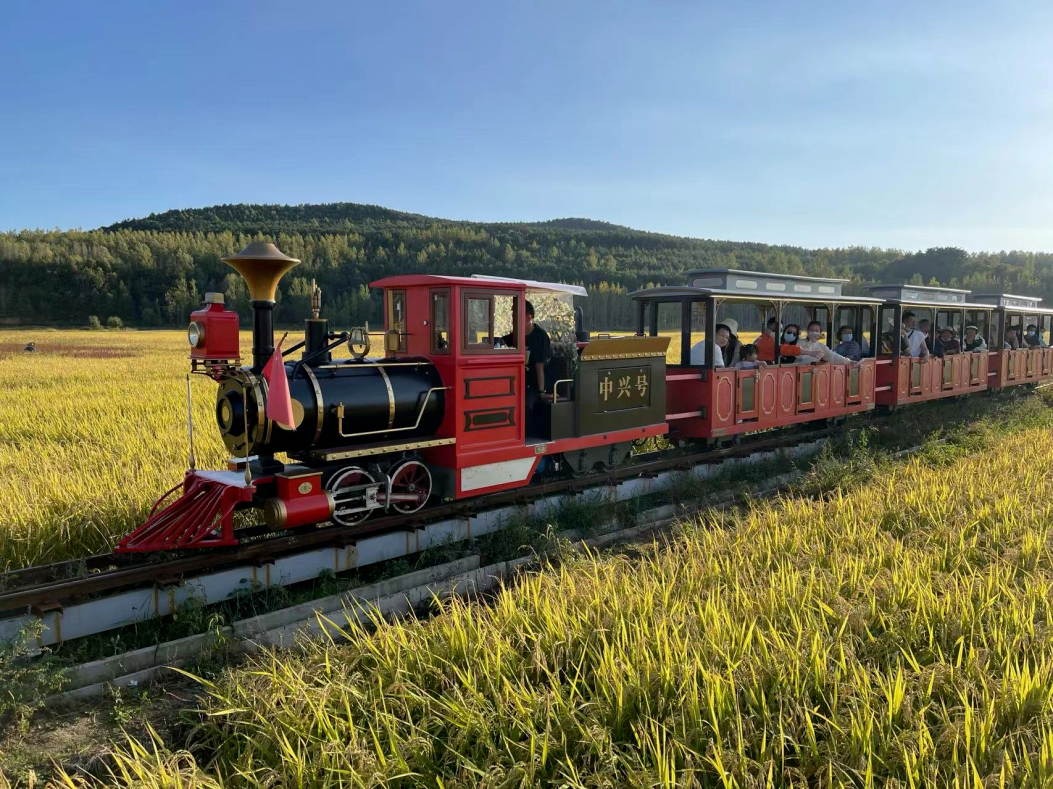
[880,330,908,355]
[962,325,987,352]
[918,318,934,353]
[833,325,863,361]
[689,335,706,365]
[934,327,960,357]
[719,319,742,367]
[756,317,801,364]
[688,319,740,367]
[1024,324,1047,348]
[733,343,768,370]
[796,320,860,366]
[902,312,930,358]
[1004,326,1023,350]
[779,324,802,364]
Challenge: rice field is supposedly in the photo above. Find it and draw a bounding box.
[0,329,303,571]
[49,391,1053,787]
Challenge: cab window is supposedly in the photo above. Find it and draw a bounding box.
[462,290,519,352]
[387,289,407,353]
[431,289,450,353]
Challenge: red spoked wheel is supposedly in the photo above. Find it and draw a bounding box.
[387,460,432,514]
[327,466,376,526]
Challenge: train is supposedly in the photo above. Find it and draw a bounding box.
[116,243,1053,552]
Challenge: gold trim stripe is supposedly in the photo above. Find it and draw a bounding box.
[312,436,456,463]
[375,363,396,430]
[581,336,670,359]
[302,365,325,445]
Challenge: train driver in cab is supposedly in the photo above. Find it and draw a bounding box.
[502,300,552,407]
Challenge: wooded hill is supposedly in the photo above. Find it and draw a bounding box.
[2,202,1052,329]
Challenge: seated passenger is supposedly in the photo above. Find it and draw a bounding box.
[880,330,909,355]
[902,312,930,358]
[734,343,768,370]
[918,318,934,353]
[756,317,801,363]
[962,325,987,352]
[779,324,801,363]
[1004,327,1023,350]
[934,327,960,357]
[1024,324,1047,348]
[833,325,863,361]
[690,319,740,367]
[795,320,860,366]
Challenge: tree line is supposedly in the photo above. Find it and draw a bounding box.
[2,203,1053,331]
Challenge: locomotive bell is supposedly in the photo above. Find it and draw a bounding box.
[223,242,301,371]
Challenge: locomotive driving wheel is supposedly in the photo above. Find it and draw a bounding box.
[387,460,432,514]
[327,466,376,526]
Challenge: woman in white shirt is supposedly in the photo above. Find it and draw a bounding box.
[796,321,860,366]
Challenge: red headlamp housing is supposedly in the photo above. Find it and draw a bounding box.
[189,293,240,373]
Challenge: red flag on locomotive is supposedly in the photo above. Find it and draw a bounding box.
[263,333,295,430]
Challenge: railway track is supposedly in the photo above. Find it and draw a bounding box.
[0,423,841,618]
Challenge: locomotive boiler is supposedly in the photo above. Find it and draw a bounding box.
[199,243,445,466]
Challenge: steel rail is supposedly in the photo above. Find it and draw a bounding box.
[0,423,842,614]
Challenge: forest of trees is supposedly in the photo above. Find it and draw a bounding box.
[3,202,1053,330]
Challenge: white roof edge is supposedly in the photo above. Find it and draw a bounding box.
[628,286,883,304]
[866,283,972,294]
[686,268,850,284]
[470,274,587,297]
[972,293,1043,303]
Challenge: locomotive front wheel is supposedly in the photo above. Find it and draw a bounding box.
[388,460,432,514]
[327,466,376,526]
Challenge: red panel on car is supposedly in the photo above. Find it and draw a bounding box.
[714,371,735,426]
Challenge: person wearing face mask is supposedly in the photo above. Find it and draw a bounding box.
[933,327,960,357]
[795,320,859,366]
[833,325,863,361]
[1024,324,1046,348]
[756,317,802,363]
[779,324,801,364]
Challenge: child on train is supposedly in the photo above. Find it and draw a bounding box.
[734,344,767,370]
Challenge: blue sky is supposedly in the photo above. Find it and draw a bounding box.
[2,1,1051,251]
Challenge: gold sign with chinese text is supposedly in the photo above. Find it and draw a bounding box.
[597,367,650,411]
